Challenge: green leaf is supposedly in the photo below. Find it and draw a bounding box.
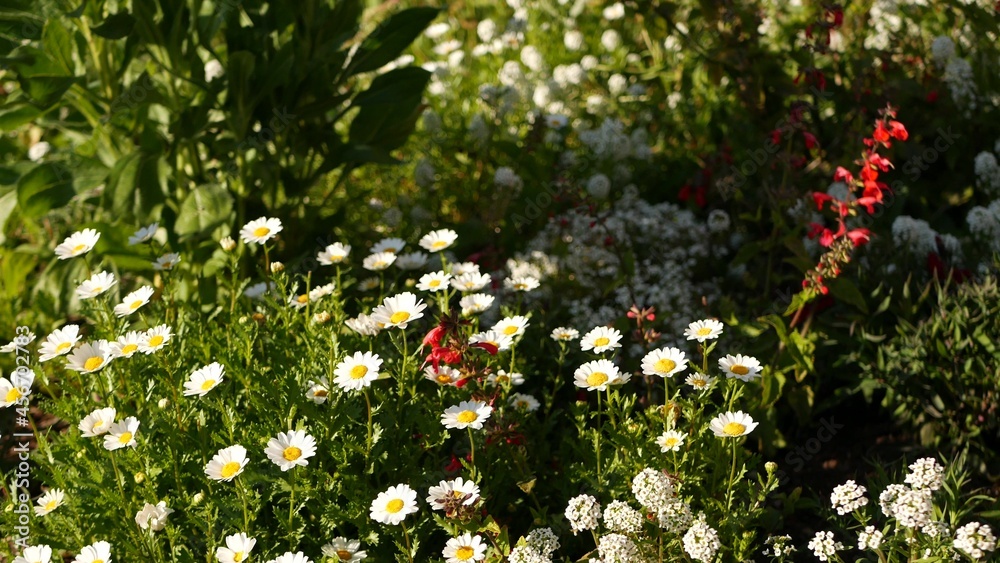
[348,67,430,151]
[67,1,87,17]
[103,152,166,220]
[226,51,257,139]
[16,163,74,218]
[0,189,18,245]
[91,12,135,39]
[174,184,233,239]
[826,277,868,314]
[0,103,42,132]
[42,19,74,74]
[350,7,441,74]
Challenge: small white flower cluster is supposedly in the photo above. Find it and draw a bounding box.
[602,500,644,535]
[631,468,675,512]
[682,514,721,562]
[930,35,978,115]
[806,531,844,562]
[878,460,944,531]
[967,200,1000,255]
[565,494,602,535]
[830,480,868,515]
[763,535,796,558]
[891,216,940,258]
[508,528,560,563]
[904,457,945,491]
[974,150,1000,197]
[857,525,884,551]
[953,522,997,560]
[597,533,641,563]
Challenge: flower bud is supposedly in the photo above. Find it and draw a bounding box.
[269,261,284,273]
[313,311,331,324]
[765,461,778,475]
[134,472,146,484]
[157,398,169,409]
[191,492,205,506]
[220,236,236,252]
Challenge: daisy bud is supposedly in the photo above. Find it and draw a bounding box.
[238,316,248,324]
[134,472,146,484]
[220,236,236,252]
[192,492,205,505]
[765,462,778,475]
[252,313,265,324]
[269,261,284,273]
[313,311,331,324]
[157,398,169,409]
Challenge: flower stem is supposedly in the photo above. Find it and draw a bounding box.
[363,388,373,458]
[401,522,415,563]
[726,439,738,512]
[288,470,296,543]
[596,390,603,485]
[467,426,477,481]
[236,477,251,532]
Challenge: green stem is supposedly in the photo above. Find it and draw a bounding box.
[467,426,477,481]
[596,390,603,485]
[726,439,738,512]
[364,388,373,458]
[400,522,415,563]
[237,477,251,532]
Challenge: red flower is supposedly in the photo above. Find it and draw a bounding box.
[678,184,691,202]
[845,228,872,246]
[694,185,707,208]
[833,166,854,183]
[813,192,834,210]
[803,132,818,150]
[426,346,462,369]
[868,154,893,172]
[888,120,908,141]
[873,121,891,143]
[470,341,499,355]
[770,129,782,145]
[422,324,448,348]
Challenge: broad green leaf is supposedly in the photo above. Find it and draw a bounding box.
[0,189,18,245]
[350,7,441,74]
[91,11,135,39]
[16,163,74,218]
[42,19,73,74]
[0,103,41,132]
[826,277,868,314]
[174,184,233,239]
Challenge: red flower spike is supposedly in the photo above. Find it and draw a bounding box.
[873,122,891,143]
[422,324,448,348]
[888,121,908,141]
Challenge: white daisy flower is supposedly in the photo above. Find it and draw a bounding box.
[718,354,763,382]
[73,541,111,563]
[333,351,382,391]
[152,253,181,271]
[370,292,427,329]
[240,217,283,244]
[509,393,540,412]
[427,477,481,510]
[205,445,249,482]
[317,242,351,265]
[449,262,481,276]
[657,430,686,452]
[550,327,580,341]
[135,501,173,531]
[13,544,52,563]
[38,324,81,362]
[451,272,491,292]
[372,237,406,254]
[709,411,758,438]
[370,483,419,525]
[459,293,494,315]
[641,347,688,378]
[265,430,317,471]
[309,283,336,301]
[503,276,540,292]
[345,314,381,336]
[358,277,380,292]
[216,532,257,563]
[79,407,117,437]
[183,363,225,397]
[265,553,312,563]
[443,533,488,563]
[419,229,458,252]
[75,271,117,300]
[139,325,172,354]
[0,331,35,353]
[684,319,724,342]
[574,359,620,391]
[54,228,100,260]
[305,378,331,404]
[394,251,428,270]
[1,371,33,408]
[424,365,463,386]
[110,331,143,359]
[580,326,622,354]
[34,489,65,516]
[487,370,524,386]
[362,251,397,271]
[321,537,367,562]
[244,282,273,300]
[441,400,493,430]
[113,286,155,318]
[685,372,716,390]
[468,330,513,352]
[417,271,452,292]
[67,340,114,374]
[128,223,159,245]
[491,315,529,338]
[288,293,311,309]
[104,416,140,450]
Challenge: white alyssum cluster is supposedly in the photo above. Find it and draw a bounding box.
[763,535,796,558]
[807,531,844,561]
[974,150,1000,197]
[889,488,934,528]
[565,494,602,535]
[631,467,675,512]
[602,500,644,534]
[857,526,884,551]
[682,514,721,562]
[508,528,560,563]
[954,522,996,560]
[905,457,945,491]
[830,480,868,515]
[891,216,939,257]
[967,200,1000,254]
[657,499,693,534]
[597,533,640,563]
[930,34,978,114]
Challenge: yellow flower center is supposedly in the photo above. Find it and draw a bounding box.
[722,422,746,436]
[253,226,270,238]
[456,546,475,560]
[5,387,21,403]
[233,553,245,562]
[654,358,677,373]
[502,325,519,335]
[383,247,397,253]
[129,299,144,310]
[497,375,509,384]
[593,337,610,347]
[337,550,352,560]
[118,431,133,444]
[696,327,712,336]
[84,357,104,371]
[200,379,216,391]
[121,343,138,355]
[514,283,528,290]
[432,240,448,249]
[664,438,679,447]
[45,500,57,510]
[314,389,328,397]
[297,294,309,304]
[93,560,105,563]
[283,446,302,461]
[436,374,453,384]
[385,499,405,513]
[730,364,749,375]
[55,342,72,352]
[456,410,478,424]
[349,365,369,379]
[220,461,242,478]
[586,372,608,387]
[92,286,103,293]
[429,279,441,287]
[389,311,410,324]
[692,378,707,388]
[72,243,87,253]
[147,335,164,347]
